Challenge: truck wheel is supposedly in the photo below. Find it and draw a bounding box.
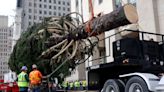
[125,76,149,92]
[103,79,124,92]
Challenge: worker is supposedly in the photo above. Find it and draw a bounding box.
[66,81,69,90]
[69,81,74,90]
[79,80,83,90]
[82,80,87,90]
[62,81,68,90]
[74,80,80,90]
[17,66,29,92]
[29,64,43,92]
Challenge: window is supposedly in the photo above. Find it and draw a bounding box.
[39,10,42,14]
[17,0,22,7]
[34,3,37,7]
[58,1,61,4]
[49,0,51,3]
[49,5,52,9]
[53,0,56,3]
[39,16,42,20]
[114,0,122,9]
[98,0,103,4]
[29,9,32,13]
[29,2,32,6]
[63,1,65,5]
[58,13,61,16]
[58,7,61,10]
[44,5,47,8]
[76,0,78,7]
[39,4,42,8]
[67,8,70,11]
[128,0,136,6]
[44,0,46,2]
[99,47,106,63]
[54,6,56,9]
[67,2,70,6]
[40,0,42,1]
[44,11,47,14]
[34,16,37,20]
[49,11,52,15]
[28,22,31,25]
[63,7,65,11]
[54,12,56,15]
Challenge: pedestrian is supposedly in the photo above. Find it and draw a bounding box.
[17,66,29,92]
[29,64,43,92]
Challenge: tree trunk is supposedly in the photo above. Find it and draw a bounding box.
[87,3,138,35]
[47,4,138,46]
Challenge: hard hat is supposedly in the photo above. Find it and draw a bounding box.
[21,66,27,71]
[32,64,37,69]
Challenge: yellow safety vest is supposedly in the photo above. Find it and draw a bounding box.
[62,81,67,88]
[70,82,73,88]
[18,72,29,87]
[74,81,80,87]
[82,80,87,87]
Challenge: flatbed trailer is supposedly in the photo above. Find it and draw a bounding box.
[87,30,164,92]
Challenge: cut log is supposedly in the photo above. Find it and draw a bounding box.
[84,3,138,35]
[47,4,138,46]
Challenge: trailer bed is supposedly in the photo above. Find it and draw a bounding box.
[87,59,163,90]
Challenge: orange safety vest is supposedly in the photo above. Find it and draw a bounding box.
[29,70,42,85]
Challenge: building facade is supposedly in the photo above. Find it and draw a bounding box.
[14,0,71,42]
[0,16,8,28]
[0,16,13,79]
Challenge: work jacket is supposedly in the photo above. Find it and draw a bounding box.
[29,70,42,85]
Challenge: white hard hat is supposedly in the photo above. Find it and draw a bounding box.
[32,64,37,69]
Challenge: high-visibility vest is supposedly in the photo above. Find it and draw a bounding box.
[18,72,29,87]
[82,80,87,87]
[62,81,67,88]
[70,82,73,88]
[29,70,42,85]
[74,81,80,87]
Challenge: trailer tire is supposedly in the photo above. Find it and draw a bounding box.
[125,76,149,92]
[103,79,124,92]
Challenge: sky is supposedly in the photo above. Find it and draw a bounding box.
[0,0,16,26]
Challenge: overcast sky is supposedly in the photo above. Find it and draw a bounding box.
[0,0,16,26]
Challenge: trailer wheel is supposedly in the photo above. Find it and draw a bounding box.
[125,76,149,92]
[103,79,124,92]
